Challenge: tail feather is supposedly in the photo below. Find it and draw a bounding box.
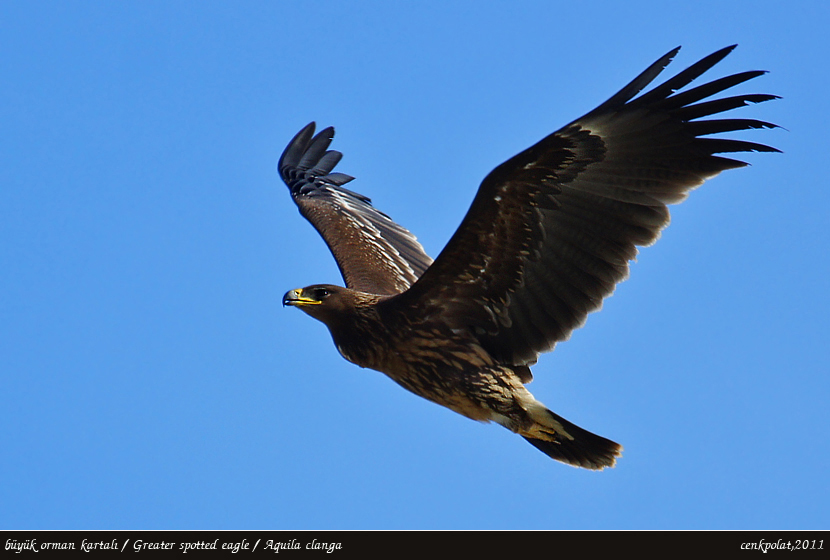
[523,409,622,470]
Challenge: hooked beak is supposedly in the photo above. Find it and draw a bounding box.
[282,288,322,307]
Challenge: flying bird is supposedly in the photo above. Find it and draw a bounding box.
[279,45,778,469]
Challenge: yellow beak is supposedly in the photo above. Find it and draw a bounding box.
[282,288,322,307]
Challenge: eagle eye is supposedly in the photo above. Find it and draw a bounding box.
[314,288,330,299]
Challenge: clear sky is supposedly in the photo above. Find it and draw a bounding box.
[1,1,827,530]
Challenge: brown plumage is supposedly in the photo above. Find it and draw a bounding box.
[279,45,779,469]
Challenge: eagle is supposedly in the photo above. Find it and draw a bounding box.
[279,45,778,470]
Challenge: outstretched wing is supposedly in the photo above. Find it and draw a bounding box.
[279,123,433,295]
[386,45,779,366]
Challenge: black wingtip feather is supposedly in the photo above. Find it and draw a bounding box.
[632,44,738,107]
[297,126,335,171]
[279,122,316,171]
[656,70,769,112]
[590,46,681,114]
[279,123,358,193]
[688,118,780,137]
[676,94,780,121]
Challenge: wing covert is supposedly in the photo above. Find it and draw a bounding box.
[279,123,433,295]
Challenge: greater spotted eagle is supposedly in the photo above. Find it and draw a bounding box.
[280,46,778,469]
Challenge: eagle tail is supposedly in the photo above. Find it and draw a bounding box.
[523,408,622,470]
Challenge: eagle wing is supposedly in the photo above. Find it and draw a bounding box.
[279,123,433,295]
[385,45,779,366]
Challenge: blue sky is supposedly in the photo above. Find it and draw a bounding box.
[1,1,827,529]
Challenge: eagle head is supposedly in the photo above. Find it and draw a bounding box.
[282,284,370,327]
